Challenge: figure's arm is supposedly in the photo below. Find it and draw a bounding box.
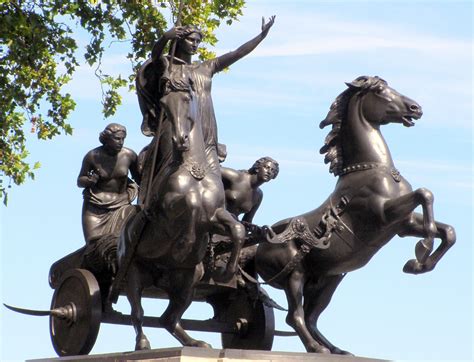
[213,16,275,73]
[242,189,263,223]
[77,152,99,188]
[221,167,241,188]
[151,27,186,63]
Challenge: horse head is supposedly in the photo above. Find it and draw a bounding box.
[320,76,424,175]
[346,76,423,127]
[159,73,197,152]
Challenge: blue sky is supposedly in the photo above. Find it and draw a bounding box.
[1,1,472,361]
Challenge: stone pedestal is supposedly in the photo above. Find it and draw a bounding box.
[29,347,390,362]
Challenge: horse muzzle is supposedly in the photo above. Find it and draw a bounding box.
[173,134,190,152]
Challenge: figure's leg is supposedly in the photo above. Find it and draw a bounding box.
[212,208,246,282]
[160,264,211,348]
[398,212,456,274]
[384,188,438,263]
[303,275,351,355]
[284,266,330,353]
[126,262,151,350]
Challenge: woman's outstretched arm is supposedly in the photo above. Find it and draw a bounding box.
[213,16,275,73]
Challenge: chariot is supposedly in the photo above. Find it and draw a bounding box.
[42,233,288,357]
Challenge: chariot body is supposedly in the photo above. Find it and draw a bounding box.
[45,233,285,356]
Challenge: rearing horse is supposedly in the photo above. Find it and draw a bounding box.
[117,72,245,350]
[255,76,456,354]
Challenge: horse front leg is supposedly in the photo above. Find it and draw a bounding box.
[284,267,330,353]
[384,188,438,263]
[160,264,211,348]
[126,262,151,350]
[165,189,202,263]
[303,274,351,355]
[398,212,456,274]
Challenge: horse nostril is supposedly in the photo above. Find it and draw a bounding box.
[410,104,419,112]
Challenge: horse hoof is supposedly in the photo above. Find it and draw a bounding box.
[135,336,151,351]
[332,347,354,356]
[307,343,330,354]
[403,259,424,274]
[190,340,212,348]
[316,346,331,354]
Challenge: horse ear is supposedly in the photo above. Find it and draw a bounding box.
[345,81,361,90]
[346,76,369,90]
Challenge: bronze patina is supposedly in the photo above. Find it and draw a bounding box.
[3,13,456,359]
[255,76,456,354]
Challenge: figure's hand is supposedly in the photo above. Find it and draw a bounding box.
[87,169,100,185]
[165,26,186,40]
[261,15,276,38]
[263,225,278,242]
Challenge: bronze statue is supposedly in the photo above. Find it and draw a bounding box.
[3,9,457,357]
[222,157,279,223]
[77,123,140,276]
[116,17,276,351]
[117,74,244,350]
[77,123,140,243]
[137,17,275,202]
[254,76,456,354]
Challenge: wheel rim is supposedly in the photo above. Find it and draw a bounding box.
[50,268,101,356]
[220,292,275,350]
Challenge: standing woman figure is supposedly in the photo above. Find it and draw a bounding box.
[137,17,276,200]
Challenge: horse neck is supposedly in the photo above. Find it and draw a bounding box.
[180,118,208,166]
[342,97,394,168]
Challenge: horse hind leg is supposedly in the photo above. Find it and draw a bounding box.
[284,267,329,353]
[398,212,456,274]
[303,275,352,355]
[160,264,211,348]
[126,262,151,350]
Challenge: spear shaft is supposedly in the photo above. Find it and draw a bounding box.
[144,0,186,208]
[108,0,187,304]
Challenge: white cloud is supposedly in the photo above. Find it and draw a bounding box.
[214,3,472,60]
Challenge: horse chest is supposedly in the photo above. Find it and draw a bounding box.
[312,239,377,275]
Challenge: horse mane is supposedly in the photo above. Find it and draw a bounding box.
[161,66,195,95]
[319,76,386,176]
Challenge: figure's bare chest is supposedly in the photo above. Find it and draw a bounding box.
[226,189,254,214]
[93,155,131,181]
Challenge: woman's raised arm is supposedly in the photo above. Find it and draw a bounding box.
[151,26,187,63]
[213,16,275,73]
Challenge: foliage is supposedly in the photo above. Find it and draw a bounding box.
[0,0,245,205]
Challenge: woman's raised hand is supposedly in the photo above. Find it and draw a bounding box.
[261,15,276,37]
[165,26,186,40]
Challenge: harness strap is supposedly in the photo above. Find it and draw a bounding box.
[245,195,353,286]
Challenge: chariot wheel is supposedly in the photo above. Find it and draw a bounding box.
[218,292,275,350]
[50,268,102,356]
